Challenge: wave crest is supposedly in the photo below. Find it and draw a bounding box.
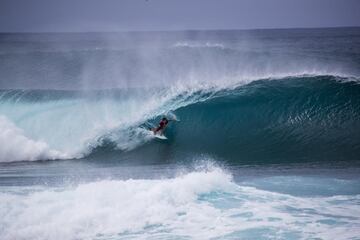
[0,75,359,163]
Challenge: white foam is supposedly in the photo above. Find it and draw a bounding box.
[0,116,67,162]
[0,167,359,240]
[0,167,234,240]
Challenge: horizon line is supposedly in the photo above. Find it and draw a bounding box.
[0,25,359,34]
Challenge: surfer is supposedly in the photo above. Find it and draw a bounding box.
[153,117,170,135]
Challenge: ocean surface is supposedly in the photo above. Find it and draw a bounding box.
[0,28,360,240]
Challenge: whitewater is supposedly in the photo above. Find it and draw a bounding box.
[0,28,360,239]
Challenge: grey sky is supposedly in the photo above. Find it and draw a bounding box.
[0,0,359,32]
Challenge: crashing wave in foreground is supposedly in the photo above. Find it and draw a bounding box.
[1,166,360,240]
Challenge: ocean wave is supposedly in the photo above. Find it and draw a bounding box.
[0,74,359,163]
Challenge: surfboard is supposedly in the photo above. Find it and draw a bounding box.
[142,125,167,140]
[149,128,167,139]
[154,133,167,140]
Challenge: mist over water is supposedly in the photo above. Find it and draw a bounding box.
[0,28,360,240]
[1,28,359,90]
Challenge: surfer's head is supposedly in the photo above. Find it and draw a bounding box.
[162,117,167,121]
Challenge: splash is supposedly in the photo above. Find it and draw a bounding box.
[1,166,359,240]
[0,116,66,161]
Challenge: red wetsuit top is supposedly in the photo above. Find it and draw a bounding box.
[156,119,168,131]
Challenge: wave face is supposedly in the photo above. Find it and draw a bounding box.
[0,75,359,163]
[166,76,360,163]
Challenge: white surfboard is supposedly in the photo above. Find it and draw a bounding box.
[154,133,167,140]
[145,127,168,140]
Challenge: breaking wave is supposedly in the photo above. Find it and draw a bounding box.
[0,74,359,163]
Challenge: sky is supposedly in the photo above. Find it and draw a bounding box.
[0,0,359,32]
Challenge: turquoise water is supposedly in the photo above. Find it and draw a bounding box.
[0,28,360,239]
